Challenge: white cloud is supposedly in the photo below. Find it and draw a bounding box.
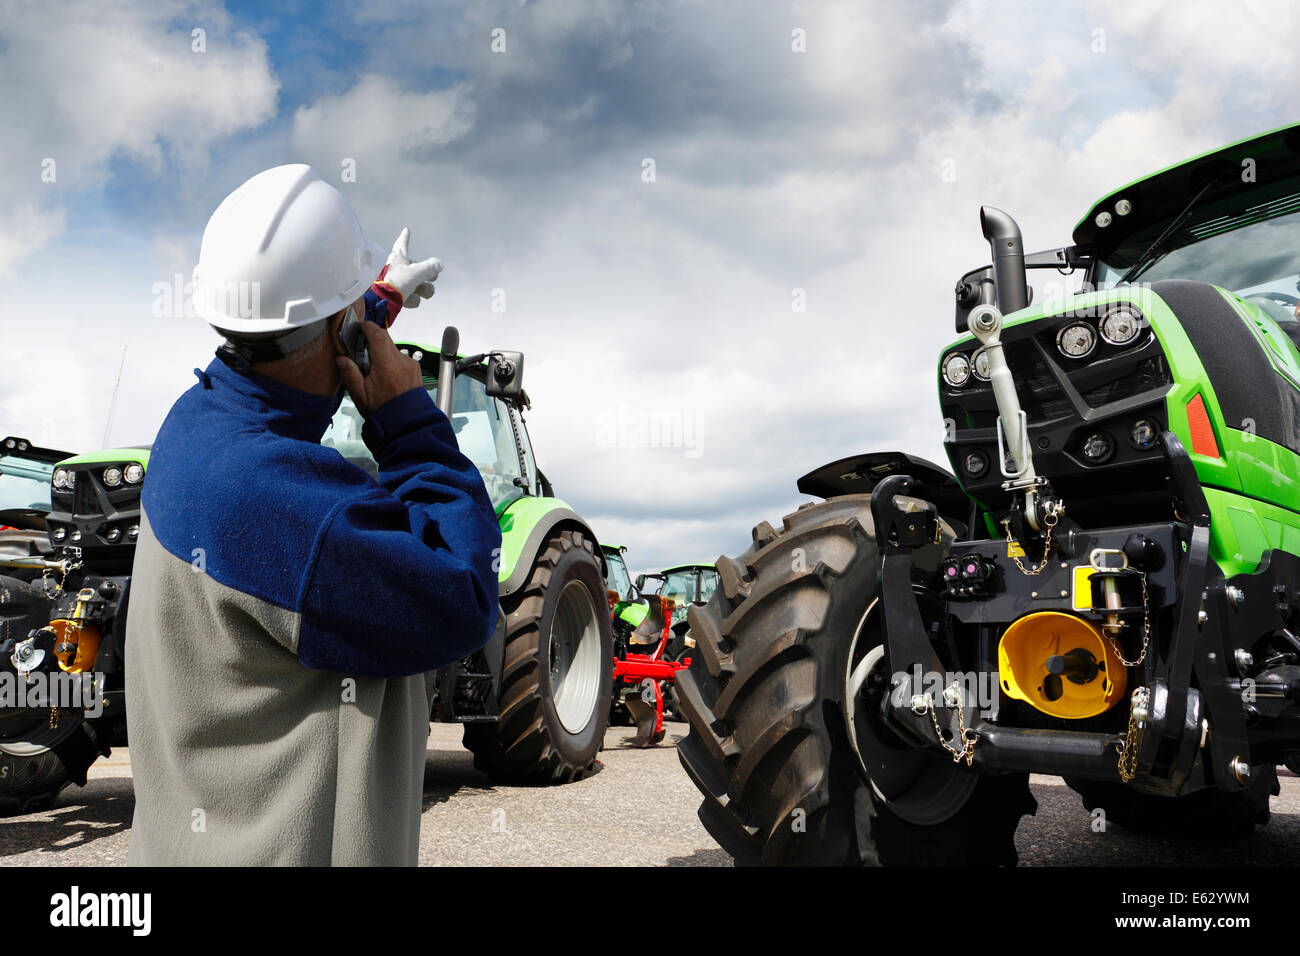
[0,0,279,275]
[4,0,1300,571]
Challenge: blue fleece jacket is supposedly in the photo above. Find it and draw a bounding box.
[141,353,501,676]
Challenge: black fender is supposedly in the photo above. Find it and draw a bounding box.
[797,451,971,531]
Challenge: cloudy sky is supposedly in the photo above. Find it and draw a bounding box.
[1,0,1296,571]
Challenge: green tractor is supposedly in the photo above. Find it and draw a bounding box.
[648,563,719,643]
[676,123,1300,865]
[324,330,613,783]
[0,440,147,814]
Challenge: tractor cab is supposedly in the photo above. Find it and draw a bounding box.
[323,342,543,514]
[601,543,635,602]
[0,436,76,566]
[641,563,718,627]
[0,437,72,525]
[1079,123,1300,351]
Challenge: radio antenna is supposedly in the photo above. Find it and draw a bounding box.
[102,345,128,448]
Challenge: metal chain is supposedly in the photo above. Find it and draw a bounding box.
[39,547,82,598]
[1115,686,1150,783]
[916,685,979,766]
[1001,503,1060,576]
[1104,574,1152,668]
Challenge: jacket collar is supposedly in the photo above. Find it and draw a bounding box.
[199,351,343,444]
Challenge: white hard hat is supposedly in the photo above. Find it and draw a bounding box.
[192,164,386,335]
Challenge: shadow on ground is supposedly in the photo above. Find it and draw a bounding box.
[665,847,733,867]
[0,777,133,859]
[422,746,496,809]
[1017,775,1300,866]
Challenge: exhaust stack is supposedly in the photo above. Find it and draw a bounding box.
[980,206,1029,315]
[436,326,459,417]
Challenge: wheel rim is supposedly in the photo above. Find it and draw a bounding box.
[549,580,603,735]
[843,597,978,826]
[0,741,50,757]
[0,710,81,757]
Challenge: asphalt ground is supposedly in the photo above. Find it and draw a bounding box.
[0,722,1296,866]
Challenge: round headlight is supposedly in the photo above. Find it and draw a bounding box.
[1114,198,1133,216]
[106,527,122,543]
[962,449,989,478]
[1100,306,1143,346]
[53,468,69,490]
[124,463,145,484]
[3,439,13,450]
[103,467,123,487]
[1081,432,1115,463]
[1095,211,1113,228]
[1057,323,1097,359]
[971,348,992,381]
[70,530,82,543]
[1130,418,1160,450]
[127,524,140,541]
[51,527,66,542]
[942,353,972,388]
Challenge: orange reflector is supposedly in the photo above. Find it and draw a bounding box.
[1186,393,1220,459]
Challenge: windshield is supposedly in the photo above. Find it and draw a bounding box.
[604,551,632,598]
[0,454,55,512]
[322,371,524,513]
[1097,207,1300,332]
[661,569,718,623]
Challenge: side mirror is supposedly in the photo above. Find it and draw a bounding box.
[634,573,646,591]
[485,350,525,403]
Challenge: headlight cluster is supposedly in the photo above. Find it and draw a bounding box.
[1056,306,1145,360]
[50,522,139,545]
[52,462,144,491]
[942,348,995,388]
[942,352,971,388]
[1078,417,1162,466]
[102,463,145,487]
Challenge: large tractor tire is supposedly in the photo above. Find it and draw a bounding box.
[464,529,612,784]
[0,722,109,817]
[675,495,1035,866]
[0,576,110,816]
[1067,767,1279,839]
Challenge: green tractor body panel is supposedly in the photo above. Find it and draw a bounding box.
[600,543,643,623]
[57,448,151,468]
[498,494,586,585]
[615,601,649,629]
[659,562,717,574]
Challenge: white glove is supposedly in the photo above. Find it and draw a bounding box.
[381,228,443,308]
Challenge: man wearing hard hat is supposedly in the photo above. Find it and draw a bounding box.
[125,164,501,865]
